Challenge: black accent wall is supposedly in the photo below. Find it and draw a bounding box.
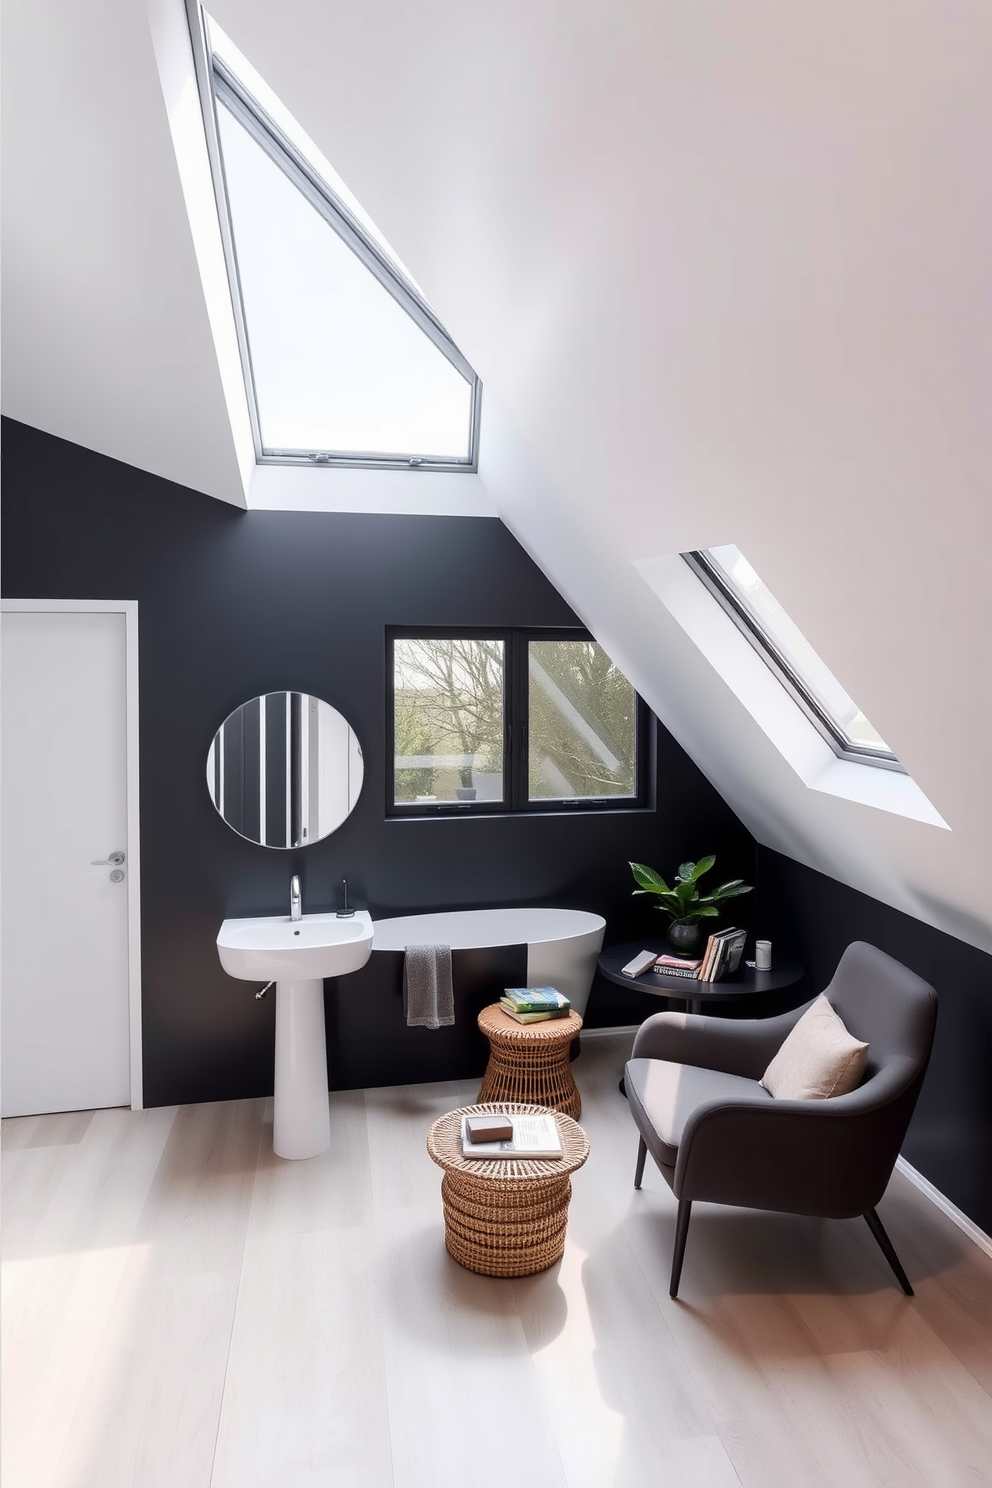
[757,847,992,1235]
[1,418,755,1107]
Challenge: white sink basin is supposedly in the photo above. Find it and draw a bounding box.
[217,909,373,1160]
[217,910,373,982]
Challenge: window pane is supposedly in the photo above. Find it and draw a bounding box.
[706,544,892,754]
[393,639,505,804]
[215,98,474,459]
[528,641,636,800]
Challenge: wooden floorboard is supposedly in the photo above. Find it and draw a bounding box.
[3,1032,991,1488]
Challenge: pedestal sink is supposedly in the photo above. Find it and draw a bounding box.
[217,911,373,1159]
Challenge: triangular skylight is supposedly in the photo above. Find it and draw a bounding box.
[686,545,903,770]
[193,11,480,469]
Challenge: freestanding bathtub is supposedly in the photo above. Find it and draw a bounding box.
[370,907,606,1017]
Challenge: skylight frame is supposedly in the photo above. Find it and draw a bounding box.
[186,3,482,472]
[683,549,905,773]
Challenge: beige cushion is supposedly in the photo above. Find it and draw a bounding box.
[761,995,869,1100]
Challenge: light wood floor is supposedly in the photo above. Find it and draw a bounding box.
[4,1030,992,1488]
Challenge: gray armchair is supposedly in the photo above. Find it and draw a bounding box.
[624,941,938,1298]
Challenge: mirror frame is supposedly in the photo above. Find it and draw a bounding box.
[206,691,364,847]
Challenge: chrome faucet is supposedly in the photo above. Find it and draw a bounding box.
[290,875,302,921]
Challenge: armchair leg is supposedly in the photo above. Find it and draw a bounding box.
[863,1208,914,1296]
[634,1136,647,1189]
[670,1199,692,1298]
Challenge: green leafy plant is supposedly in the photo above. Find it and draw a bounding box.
[629,855,752,926]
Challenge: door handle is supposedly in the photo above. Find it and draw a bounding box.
[91,851,126,866]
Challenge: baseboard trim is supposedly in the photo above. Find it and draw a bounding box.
[578,1025,639,1040]
[895,1156,992,1262]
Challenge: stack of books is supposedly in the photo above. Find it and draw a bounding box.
[651,953,703,981]
[698,927,747,982]
[650,928,748,983]
[500,987,572,1023]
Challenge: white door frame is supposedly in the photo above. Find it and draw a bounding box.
[1,599,143,1109]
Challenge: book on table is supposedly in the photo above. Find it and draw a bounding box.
[500,988,571,1021]
[464,1113,513,1143]
[460,1112,564,1160]
[699,930,730,981]
[721,929,747,976]
[499,1003,571,1023]
[652,953,701,981]
[620,949,659,978]
[699,928,747,981]
[502,987,570,1009]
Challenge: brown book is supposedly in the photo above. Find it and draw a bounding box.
[703,928,742,981]
[465,1114,513,1144]
[700,930,728,981]
[461,1114,563,1160]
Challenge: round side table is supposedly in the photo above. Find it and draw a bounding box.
[597,943,804,1016]
[426,1103,589,1277]
[597,943,805,1096]
[476,1004,584,1119]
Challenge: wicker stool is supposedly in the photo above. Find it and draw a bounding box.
[426,1103,589,1277]
[477,1004,583,1119]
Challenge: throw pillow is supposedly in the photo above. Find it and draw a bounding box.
[761,994,869,1100]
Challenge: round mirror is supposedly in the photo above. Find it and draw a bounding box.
[206,693,363,847]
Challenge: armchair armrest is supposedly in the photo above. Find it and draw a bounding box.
[630,1003,812,1081]
[674,1084,913,1218]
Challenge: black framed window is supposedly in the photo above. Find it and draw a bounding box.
[388,629,649,814]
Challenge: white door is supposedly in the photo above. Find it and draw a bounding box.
[2,610,132,1115]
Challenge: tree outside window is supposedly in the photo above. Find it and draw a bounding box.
[390,630,644,813]
[393,638,504,803]
[528,640,636,800]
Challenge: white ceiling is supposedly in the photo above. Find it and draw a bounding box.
[4,0,992,953]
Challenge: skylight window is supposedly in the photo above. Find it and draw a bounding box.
[190,9,480,469]
[684,546,903,771]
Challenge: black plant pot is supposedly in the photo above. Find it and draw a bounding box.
[667,922,706,957]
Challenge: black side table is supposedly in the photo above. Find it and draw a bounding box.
[599,942,805,1096]
[598,941,804,1017]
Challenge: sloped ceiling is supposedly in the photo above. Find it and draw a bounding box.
[4,0,992,952]
[1,0,250,503]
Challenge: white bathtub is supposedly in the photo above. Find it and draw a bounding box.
[370,908,606,1017]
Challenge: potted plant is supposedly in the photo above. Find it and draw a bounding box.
[629,855,752,957]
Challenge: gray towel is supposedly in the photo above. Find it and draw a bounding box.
[403,944,454,1029]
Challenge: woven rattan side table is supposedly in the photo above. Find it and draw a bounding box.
[426,1103,590,1277]
[476,1004,583,1119]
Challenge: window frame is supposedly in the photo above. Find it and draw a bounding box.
[186,3,482,472]
[682,549,904,773]
[386,627,651,817]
